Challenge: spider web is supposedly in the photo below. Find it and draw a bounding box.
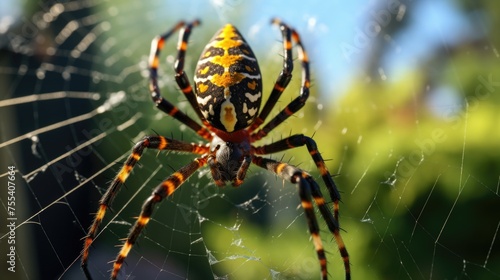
[1,0,500,280]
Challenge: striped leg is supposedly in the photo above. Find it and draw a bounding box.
[149,20,213,140]
[172,21,214,129]
[250,19,311,140]
[253,134,341,221]
[252,156,346,280]
[81,136,208,279]
[111,156,208,280]
[309,179,351,280]
[248,18,294,132]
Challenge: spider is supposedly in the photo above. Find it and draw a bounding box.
[81,18,350,280]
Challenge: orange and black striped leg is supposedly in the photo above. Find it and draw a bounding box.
[250,19,311,141]
[253,134,341,221]
[149,21,213,140]
[248,18,294,133]
[309,179,351,280]
[111,155,208,280]
[172,21,215,131]
[252,156,329,280]
[81,136,209,279]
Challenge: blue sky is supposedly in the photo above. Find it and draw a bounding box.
[2,0,477,100]
[168,0,476,99]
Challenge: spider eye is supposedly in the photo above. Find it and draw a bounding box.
[211,144,221,152]
[194,24,262,132]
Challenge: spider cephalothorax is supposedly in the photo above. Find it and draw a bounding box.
[81,19,350,280]
[209,134,251,186]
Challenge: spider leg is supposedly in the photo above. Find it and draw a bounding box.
[81,136,209,278]
[253,156,349,280]
[234,155,252,186]
[309,177,351,280]
[250,19,310,140]
[110,155,208,279]
[253,134,341,221]
[172,20,218,134]
[248,18,294,133]
[149,20,213,140]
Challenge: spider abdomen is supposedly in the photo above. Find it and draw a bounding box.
[194,24,262,133]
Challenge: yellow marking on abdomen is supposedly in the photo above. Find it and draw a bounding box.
[199,66,210,75]
[220,99,237,132]
[214,24,243,50]
[198,83,208,93]
[211,54,243,68]
[210,72,245,89]
[247,80,257,90]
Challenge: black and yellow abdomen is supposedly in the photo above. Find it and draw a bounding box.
[194,24,262,133]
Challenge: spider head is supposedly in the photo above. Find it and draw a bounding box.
[210,135,251,185]
[194,23,262,133]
